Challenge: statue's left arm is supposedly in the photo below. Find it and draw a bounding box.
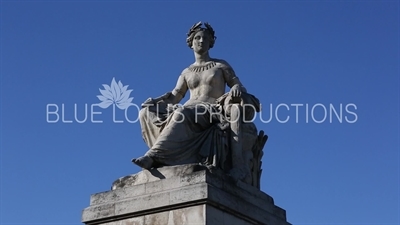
[218,60,248,97]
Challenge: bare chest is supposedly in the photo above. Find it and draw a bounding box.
[185,67,225,90]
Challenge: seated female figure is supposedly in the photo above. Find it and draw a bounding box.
[133,22,259,181]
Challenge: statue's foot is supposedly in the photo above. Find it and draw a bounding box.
[131,156,154,169]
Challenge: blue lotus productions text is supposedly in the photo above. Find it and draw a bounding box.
[46,103,357,124]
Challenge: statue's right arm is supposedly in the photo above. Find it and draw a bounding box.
[168,70,188,105]
[142,70,188,107]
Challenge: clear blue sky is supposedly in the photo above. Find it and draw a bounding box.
[1,1,399,224]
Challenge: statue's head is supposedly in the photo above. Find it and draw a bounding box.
[186,21,217,50]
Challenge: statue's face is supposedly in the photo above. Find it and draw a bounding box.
[191,30,210,54]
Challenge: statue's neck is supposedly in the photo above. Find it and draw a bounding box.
[193,51,211,65]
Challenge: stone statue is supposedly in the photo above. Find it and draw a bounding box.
[132,22,267,188]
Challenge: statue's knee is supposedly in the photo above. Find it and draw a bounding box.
[139,107,148,116]
[139,107,158,125]
[139,107,150,120]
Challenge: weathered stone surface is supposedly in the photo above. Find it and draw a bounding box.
[82,165,290,225]
[111,164,207,190]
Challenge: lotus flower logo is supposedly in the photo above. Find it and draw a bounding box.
[97,78,134,110]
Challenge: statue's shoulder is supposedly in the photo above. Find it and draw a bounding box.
[180,67,192,77]
[213,58,233,70]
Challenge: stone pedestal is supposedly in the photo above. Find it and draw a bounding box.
[82,164,291,225]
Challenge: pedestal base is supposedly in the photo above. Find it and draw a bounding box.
[82,164,291,225]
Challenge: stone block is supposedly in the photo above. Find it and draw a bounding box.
[82,164,291,225]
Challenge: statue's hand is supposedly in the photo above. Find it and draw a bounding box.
[141,98,155,108]
[156,92,172,101]
[230,84,242,98]
[141,92,172,108]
